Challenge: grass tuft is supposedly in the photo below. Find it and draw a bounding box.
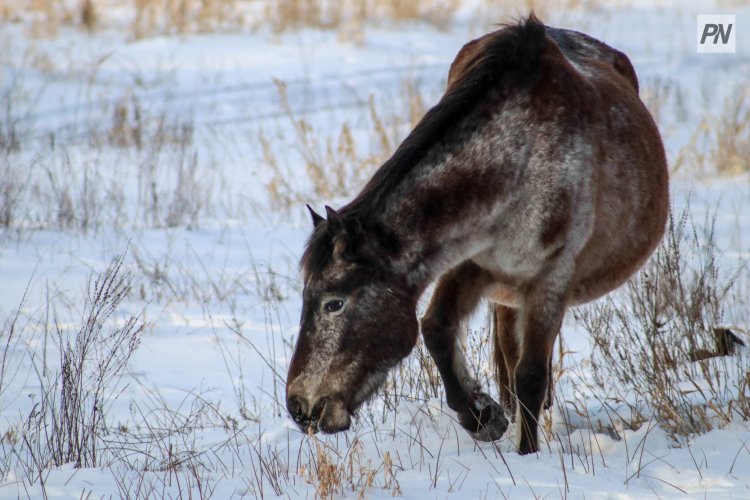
[575,202,749,439]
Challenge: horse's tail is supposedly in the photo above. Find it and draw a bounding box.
[491,302,556,413]
[490,303,515,413]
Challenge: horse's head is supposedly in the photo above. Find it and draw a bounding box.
[286,205,419,434]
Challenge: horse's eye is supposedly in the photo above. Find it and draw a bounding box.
[323,299,345,314]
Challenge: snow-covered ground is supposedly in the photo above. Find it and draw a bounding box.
[1,0,749,497]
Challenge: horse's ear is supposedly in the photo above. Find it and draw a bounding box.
[307,204,324,227]
[325,206,349,258]
[322,206,392,265]
[324,205,343,230]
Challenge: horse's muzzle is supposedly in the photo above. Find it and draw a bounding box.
[287,394,351,434]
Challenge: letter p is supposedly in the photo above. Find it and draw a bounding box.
[700,23,718,44]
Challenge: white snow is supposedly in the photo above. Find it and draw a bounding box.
[1,0,749,498]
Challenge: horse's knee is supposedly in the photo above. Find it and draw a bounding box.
[420,312,451,354]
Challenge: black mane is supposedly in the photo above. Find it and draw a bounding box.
[301,15,547,276]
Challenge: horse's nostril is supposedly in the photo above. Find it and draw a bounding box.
[287,395,308,421]
[287,395,331,430]
[311,397,328,422]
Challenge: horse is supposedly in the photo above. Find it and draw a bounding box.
[285,14,668,455]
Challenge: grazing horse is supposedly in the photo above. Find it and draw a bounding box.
[286,15,668,455]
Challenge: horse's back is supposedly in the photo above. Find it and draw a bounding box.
[451,20,669,306]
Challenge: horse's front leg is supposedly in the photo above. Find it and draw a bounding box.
[515,283,567,455]
[421,261,508,441]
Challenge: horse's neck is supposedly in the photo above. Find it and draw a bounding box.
[377,144,505,291]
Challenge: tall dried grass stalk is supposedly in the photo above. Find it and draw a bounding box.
[576,203,749,439]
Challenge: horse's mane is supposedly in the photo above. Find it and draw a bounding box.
[301,15,547,276]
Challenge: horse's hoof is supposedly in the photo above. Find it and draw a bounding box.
[458,392,509,442]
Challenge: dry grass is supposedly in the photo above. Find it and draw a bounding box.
[130,0,242,38]
[0,74,224,232]
[639,76,688,134]
[575,203,750,439]
[673,84,750,176]
[1,0,243,37]
[264,0,462,35]
[0,250,264,496]
[0,0,597,40]
[711,87,750,175]
[263,76,430,211]
[1,253,146,477]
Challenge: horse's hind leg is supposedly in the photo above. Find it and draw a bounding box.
[421,261,508,441]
